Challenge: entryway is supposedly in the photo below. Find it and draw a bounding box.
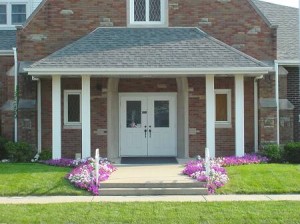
[119,93,177,157]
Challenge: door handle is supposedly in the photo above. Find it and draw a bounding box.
[144,126,147,138]
[149,125,152,138]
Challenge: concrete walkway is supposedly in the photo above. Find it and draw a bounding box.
[0,195,300,204]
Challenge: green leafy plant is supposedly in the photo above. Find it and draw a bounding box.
[39,148,52,161]
[260,144,282,163]
[4,141,35,162]
[283,142,300,164]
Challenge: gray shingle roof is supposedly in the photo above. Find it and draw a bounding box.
[0,30,16,50]
[31,28,267,69]
[252,0,299,60]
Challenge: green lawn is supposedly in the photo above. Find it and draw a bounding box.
[0,163,88,196]
[1,163,300,196]
[217,164,300,194]
[0,202,299,223]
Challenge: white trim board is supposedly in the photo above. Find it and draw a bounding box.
[26,67,272,76]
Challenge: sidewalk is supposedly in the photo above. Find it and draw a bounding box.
[0,195,300,204]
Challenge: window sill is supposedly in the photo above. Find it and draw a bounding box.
[127,23,167,28]
[64,124,82,129]
[215,122,232,129]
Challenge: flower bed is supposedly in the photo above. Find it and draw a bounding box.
[42,158,116,195]
[183,154,268,194]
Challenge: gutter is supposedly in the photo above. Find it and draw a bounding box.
[25,67,273,76]
[12,47,18,143]
[0,50,14,56]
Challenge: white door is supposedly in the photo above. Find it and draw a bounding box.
[120,93,177,157]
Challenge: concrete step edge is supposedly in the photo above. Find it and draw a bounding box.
[100,188,208,196]
[101,182,206,188]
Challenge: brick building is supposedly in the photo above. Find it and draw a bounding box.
[0,0,298,161]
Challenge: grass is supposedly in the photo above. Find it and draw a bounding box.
[0,163,89,196]
[1,163,300,196]
[0,202,299,223]
[217,163,300,194]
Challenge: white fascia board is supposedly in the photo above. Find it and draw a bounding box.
[0,50,14,56]
[275,60,300,66]
[25,67,273,76]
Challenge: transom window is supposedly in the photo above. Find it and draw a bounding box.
[129,0,167,25]
[64,90,82,126]
[0,2,28,27]
[215,89,232,128]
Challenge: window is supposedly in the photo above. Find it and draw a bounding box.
[64,90,82,126]
[215,89,231,128]
[129,0,167,26]
[0,5,7,24]
[0,2,28,27]
[12,4,26,25]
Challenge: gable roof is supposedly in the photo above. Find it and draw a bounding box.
[27,27,270,76]
[0,30,16,51]
[252,0,299,61]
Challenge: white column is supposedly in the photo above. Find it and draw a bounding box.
[235,75,245,156]
[82,75,91,158]
[206,75,215,158]
[52,76,61,159]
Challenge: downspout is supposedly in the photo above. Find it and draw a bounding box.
[37,79,42,153]
[254,75,264,152]
[275,61,280,146]
[13,47,18,143]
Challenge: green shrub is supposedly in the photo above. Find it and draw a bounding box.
[0,136,8,159]
[39,148,52,160]
[283,142,300,164]
[260,144,282,163]
[4,141,35,162]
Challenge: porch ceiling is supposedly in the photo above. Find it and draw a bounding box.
[26,27,272,76]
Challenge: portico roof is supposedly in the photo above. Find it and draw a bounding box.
[26,27,272,76]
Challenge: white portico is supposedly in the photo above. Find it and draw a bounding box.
[25,27,271,159]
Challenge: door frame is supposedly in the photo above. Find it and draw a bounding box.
[119,92,177,157]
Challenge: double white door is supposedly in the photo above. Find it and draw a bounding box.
[120,93,177,157]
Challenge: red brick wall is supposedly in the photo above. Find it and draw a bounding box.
[0,56,14,105]
[244,77,255,153]
[287,67,300,141]
[188,77,254,158]
[90,78,108,157]
[258,74,277,145]
[214,77,235,156]
[17,0,276,62]
[17,0,127,61]
[169,0,276,60]
[188,77,206,157]
[119,78,177,92]
[41,77,108,159]
[0,56,14,136]
[41,79,52,151]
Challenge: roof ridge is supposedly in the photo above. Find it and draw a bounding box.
[194,27,268,68]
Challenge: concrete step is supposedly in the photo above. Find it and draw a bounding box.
[100,187,208,196]
[101,181,206,189]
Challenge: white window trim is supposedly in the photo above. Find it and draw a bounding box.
[127,0,168,27]
[215,89,232,128]
[64,90,82,127]
[0,1,30,30]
